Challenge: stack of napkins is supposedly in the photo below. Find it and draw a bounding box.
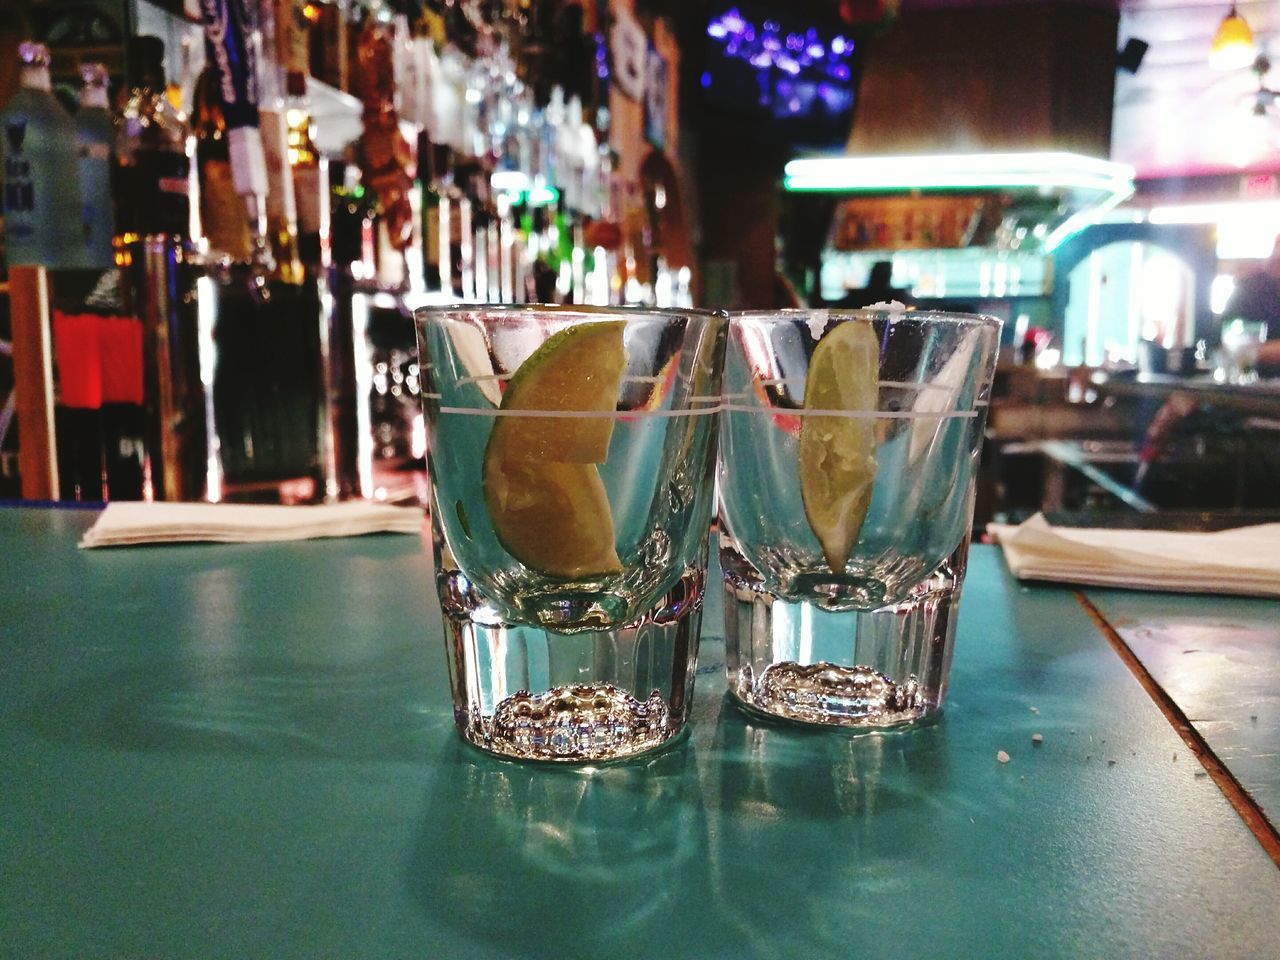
[80,501,424,548]
[988,513,1280,597]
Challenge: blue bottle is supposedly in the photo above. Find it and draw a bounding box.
[74,62,116,270]
[1,42,82,267]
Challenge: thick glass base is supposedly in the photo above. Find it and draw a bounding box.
[722,543,965,729]
[438,565,704,762]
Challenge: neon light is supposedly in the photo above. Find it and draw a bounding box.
[1147,199,1280,225]
[705,6,854,81]
[1044,183,1135,252]
[784,152,1134,195]
[490,170,530,193]
[526,186,559,206]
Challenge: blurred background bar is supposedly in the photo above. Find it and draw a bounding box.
[0,0,1278,523]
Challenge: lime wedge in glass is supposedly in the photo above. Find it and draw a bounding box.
[799,319,880,574]
[483,321,626,577]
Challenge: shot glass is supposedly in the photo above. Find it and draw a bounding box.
[718,309,1001,728]
[416,305,726,761]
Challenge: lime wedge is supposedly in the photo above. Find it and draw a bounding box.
[799,319,879,574]
[483,321,625,578]
[489,322,627,463]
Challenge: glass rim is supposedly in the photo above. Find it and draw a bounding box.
[728,308,1002,330]
[414,302,725,323]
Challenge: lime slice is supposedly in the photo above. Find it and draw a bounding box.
[483,321,626,578]
[799,319,879,574]
[488,322,627,463]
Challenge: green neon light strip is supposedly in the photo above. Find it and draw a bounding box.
[783,152,1134,195]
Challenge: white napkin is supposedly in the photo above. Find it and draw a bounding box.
[988,512,1280,598]
[80,501,425,548]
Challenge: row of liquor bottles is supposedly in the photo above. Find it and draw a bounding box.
[1,0,686,504]
[0,1,681,308]
[0,33,318,281]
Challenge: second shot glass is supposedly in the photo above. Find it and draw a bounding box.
[718,308,1001,729]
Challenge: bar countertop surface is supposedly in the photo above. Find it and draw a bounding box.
[2,506,1278,959]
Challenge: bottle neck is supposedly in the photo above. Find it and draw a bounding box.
[81,87,110,110]
[20,64,52,93]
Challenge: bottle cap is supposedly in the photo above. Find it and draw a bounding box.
[127,35,167,89]
[80,62,109,88]
[18,42,51,67]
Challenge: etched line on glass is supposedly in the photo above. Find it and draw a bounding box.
[721,403,979,420]
[756,377,974,393]
[457,372,680,387]
[457,373,514,386]
[436,405,723,419]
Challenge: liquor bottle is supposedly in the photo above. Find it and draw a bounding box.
[199,0,275,283]
[116,36,209,503]
[449,162,474,299]
[417,131,445,292]
[74,63,116,271]
[258,0,305,284]
[1,42,83,267]
[193,66,254,262]
[114,35,198,251]
[309,0,350,93]
[469,166,491,302]
[354,13,418,290]
[285,70,329,269]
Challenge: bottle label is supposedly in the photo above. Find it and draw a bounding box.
[424,204,440,269]
[3,121,34,215]
[200,155,252,259]
[3,101,86,264]
[134,148,192,237]
[199,0,261,130]
[259,110,298,226]
[294,164,322,235]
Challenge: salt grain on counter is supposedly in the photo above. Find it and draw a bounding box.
[997,750,1011,764]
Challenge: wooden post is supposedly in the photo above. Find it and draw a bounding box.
[9,265,59,500]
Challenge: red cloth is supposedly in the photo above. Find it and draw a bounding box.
[52,312,104,409]
[51,312,145,409]
[99,316,144,405]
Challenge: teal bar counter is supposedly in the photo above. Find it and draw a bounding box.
[2,507,1278,958]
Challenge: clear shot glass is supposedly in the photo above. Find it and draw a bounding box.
[416,305,726,761]
[718,309,1001,728]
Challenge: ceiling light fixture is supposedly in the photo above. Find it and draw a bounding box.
[1210,3,1258,72]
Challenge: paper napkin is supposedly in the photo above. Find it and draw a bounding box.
[988,512,1280,598]
[80,500,424,548]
